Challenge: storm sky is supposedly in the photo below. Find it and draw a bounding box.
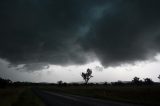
[0,0,160,82]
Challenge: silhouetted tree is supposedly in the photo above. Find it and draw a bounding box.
[132,77,142,85]
[81,68,93,84]
[132,77,140,82]
[111,81,124,86]
[0,77,12,88]
[57,80,63,85]
[144,78,154,85]
[104,82,108,86]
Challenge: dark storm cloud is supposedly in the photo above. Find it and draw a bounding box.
[1,0,160,70]
[79,0,160,66]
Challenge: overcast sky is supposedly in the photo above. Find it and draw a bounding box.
[0,0,160,82]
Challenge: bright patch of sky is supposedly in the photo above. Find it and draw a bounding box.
[0,54,160,83]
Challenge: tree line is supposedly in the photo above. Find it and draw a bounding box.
[0,68,160,88]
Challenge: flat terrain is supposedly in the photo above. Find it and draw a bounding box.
[0,87,45,106]
[0,87,24,106]
[34,89,143,106]
[39,85,160,106]
[1,85,160,106]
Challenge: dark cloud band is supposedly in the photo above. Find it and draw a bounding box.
[1,0,160,70]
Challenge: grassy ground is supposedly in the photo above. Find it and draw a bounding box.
[0,87,45,106]
[0,87,24,106]
[40,85,160,106]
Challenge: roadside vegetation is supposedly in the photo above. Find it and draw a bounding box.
[0,77,45,106]
[40,84,160,106]
[0,87,24,106]
[1,74,160,106]
[39,75,160,106]
[12,88,45,106]
[0,87,45,106]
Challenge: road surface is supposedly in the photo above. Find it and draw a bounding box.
[33,89,143,106]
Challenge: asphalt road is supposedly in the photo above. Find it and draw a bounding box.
[33,89,143,106]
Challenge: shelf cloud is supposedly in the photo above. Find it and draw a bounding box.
[1,0,160,71]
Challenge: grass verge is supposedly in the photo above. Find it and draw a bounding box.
[12,87,45,106]
[0,87,45,106]
[40,85,160,106]
[0,87,24,106]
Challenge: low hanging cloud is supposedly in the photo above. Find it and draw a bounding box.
[79,0,160,66]
[1,0,160,71]
[94,66,104,72]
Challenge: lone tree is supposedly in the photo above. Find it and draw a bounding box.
[81,68,93,84]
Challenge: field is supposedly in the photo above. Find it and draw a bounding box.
[1,84,160,106]
[40,85,160,106]
[0,87,45,106]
